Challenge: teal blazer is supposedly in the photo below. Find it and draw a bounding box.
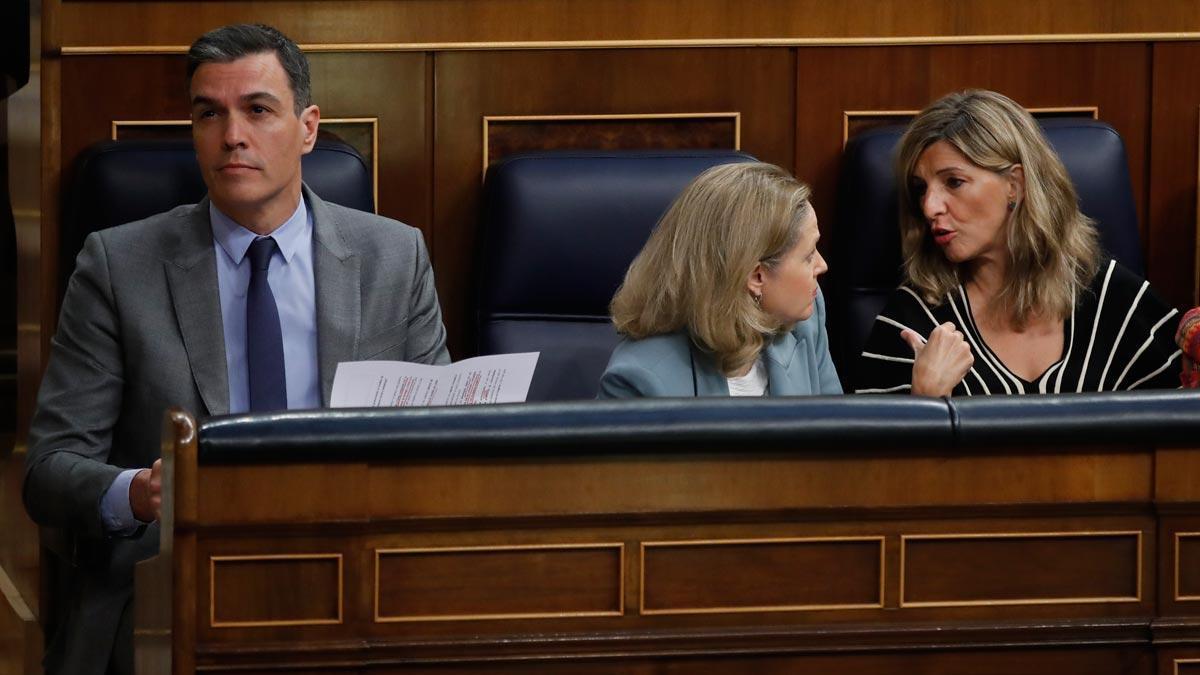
[599,292,842,397]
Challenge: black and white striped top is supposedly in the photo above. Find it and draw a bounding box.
[855,260,1183,395]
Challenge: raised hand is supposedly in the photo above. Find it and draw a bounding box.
[902,322,974,397]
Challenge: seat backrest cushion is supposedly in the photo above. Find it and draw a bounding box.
[62,138,373,297]
[479,150,758,400]
[828,117,1144,375]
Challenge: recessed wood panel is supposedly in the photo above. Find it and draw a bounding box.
[434,47,793,357]
[1178,660,1200,675]
[901,532,1141,607]
[1177,533,1200,600]
[798,43,1150,275]
[210,554,342,627]
[1150,42,1200,307]
[641,537,883,614]
[843,107,1097,145]
[485,113,739,170]
[375,544,623,621]
[57,51,426,295]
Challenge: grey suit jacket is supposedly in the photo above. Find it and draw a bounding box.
[598,292,842,398]
[23,185,449,674]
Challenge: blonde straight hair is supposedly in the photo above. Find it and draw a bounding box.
[896,90,1100,326]
[610,162,813,376]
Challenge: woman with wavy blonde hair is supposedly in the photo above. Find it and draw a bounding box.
[599,161,841,398]
[856,90,1181,395]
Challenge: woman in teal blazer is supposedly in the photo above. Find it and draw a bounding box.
[599,162,842,398]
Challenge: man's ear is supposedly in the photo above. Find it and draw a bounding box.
[300,104,320,153]
[1007,163,1025,203]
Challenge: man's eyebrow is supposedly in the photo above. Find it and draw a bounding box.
[242,92,283,106]
[190,92,284,107]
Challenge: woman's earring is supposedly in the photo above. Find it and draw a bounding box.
[1007,200,1016,212]
[752,292,762,307]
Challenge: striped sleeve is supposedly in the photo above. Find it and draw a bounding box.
[854,286,934,394]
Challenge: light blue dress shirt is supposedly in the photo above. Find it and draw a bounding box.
[101,196,320,533]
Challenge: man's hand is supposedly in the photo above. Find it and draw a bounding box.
[903,322,974,397]
[129,459,162,523]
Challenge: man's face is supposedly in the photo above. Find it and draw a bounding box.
[189,51,319,230]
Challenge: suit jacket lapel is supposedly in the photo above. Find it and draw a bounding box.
[689,342,731,396]
[164,200,229,416]
[308,186,361,405]
[765,329,801,396]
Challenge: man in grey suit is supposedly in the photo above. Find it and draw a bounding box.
[23,24,449,674]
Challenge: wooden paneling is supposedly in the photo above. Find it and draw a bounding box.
[641,537,883,614]
[485,114,739,169]
[796,43,1152,265]
[54,0,1200,49]
[1177,533,1200,600]
[1149,42,1200,307]
[434,48,793,356]
[375,544,623,621]
[209,554,342,627]
[901,532,1142,607]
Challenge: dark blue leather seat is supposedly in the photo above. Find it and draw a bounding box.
[62,138,373,297]
[477,150,757,401]
[828,118,1144,378]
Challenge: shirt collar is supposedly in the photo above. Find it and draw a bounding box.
[210,195,310,266]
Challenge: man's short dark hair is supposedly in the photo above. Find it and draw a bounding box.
[186,23,312,115]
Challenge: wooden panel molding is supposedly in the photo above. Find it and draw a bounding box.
[842,106,1099,146]
[640,536,884,615]
[374,543,624,622]
[1177,532,1200,601]
[209,554,343,628]
[483,112,740,174]
[900,531,1142,608]
[1179,659,1200,675]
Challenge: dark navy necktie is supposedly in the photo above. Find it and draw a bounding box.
[246,236,287,412]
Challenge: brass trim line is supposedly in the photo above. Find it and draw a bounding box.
[1177,658,1200,675]
[374,542,625,623]
[842,106,1098,147]
[209,553,344,628]
[639,535,886,616]
[110,117,381,214]
[899,530,1143,608]
[1176,532,1200,602]
[481,112,741,178]
[59,32,1200,55]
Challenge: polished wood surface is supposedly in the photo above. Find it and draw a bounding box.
[137,409,1200,672]
[52,0,1200,49]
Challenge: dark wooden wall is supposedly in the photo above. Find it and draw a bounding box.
[23,1,1200,432]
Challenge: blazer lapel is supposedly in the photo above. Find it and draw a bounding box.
[689,344,731,396]
[164,201,229,416]
[764,329,802,396]
[308,186,361,405]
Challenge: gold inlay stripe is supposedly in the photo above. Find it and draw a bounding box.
[1177,658,1200,675]
[640,535,885,616]
[899,530,1143,608]
[374,542,625,623]
[209,553,344,628]
[58,32,1200,55]
[842,106,1099,147]
[1176,532,1200,602]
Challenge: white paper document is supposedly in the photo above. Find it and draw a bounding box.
[330,352,539,408]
